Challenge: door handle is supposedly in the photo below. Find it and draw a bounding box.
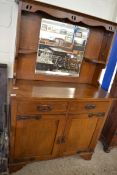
[37,105,53,112]
[85,104,96,109]
[88,112,105,118]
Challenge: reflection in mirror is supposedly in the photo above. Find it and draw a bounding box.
[35,18,89,77]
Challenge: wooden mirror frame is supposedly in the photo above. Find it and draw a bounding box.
[14,0,117,86]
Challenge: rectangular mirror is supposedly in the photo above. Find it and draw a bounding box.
[35,18,89,77]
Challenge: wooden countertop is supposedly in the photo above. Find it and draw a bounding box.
[9,80,110,100]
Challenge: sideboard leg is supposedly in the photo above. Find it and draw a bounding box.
[9,163,26,174]
[79,152,93,160]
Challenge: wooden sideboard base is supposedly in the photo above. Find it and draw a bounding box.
[9,0,115,171]
[9,152,93,173]
[79,152,93,160]
[9,162,26,174]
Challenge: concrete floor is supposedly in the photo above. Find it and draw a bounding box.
[11,142,117,175]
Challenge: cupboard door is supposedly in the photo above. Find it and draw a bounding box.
[63,114,103,155]
[13,115,66,161]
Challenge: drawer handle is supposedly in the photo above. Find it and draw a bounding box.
[85,104,96,109]
[37,105,53,112]
[88,112,105,118]
[16,115,42,120]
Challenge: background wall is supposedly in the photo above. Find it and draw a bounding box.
[0,0,18,77]
[0,0,117,79]
[37,0,117,22]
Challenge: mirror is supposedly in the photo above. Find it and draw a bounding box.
[35,18,89,77]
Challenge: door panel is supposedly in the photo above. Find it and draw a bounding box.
[64,114,98,154]
[13,115,66,160]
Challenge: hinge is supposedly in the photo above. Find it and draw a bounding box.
[56,136,65,144]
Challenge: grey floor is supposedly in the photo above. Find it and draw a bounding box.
[11,142,117,175]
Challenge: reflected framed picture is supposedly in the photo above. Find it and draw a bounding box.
[76,32,82,37]
[47,26,52,32]
[41,24,47,31]
[65,36,72,43]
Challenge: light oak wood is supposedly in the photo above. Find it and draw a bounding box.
[69,101,110,114]
[9,76,112,171]
[13,114,66,161]
[64,115,98,154]
[14,0,116,84]
[9,0,116,173]
[9,80,109,99]
[17,101,68,115]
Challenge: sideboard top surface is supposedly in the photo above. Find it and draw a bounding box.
[9,80,110,100]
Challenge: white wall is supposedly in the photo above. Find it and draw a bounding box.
[0,0,117,79]
[0,0,18,77]
[36,0,117,22]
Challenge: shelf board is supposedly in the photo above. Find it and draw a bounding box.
[84,57,106,66]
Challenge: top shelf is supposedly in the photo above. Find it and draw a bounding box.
[10,79,109,99]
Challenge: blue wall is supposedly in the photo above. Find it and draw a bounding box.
[101,32,117,91]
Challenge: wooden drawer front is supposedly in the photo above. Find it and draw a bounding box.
[17,101,68,115]
[69,101,109,114]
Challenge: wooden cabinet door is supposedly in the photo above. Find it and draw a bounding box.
[13,114,66,161]
[63,114,104,155]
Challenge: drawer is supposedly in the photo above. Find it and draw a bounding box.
[17,101,68,115]
[69,101,110,114]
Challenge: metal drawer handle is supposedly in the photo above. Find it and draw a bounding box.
[16,115,42,120]
[88,112,105,118]
[88,113,95,117]
[37,105,53,112]
[85,104,96,109]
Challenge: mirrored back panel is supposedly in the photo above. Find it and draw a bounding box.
[35,18,89,77]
